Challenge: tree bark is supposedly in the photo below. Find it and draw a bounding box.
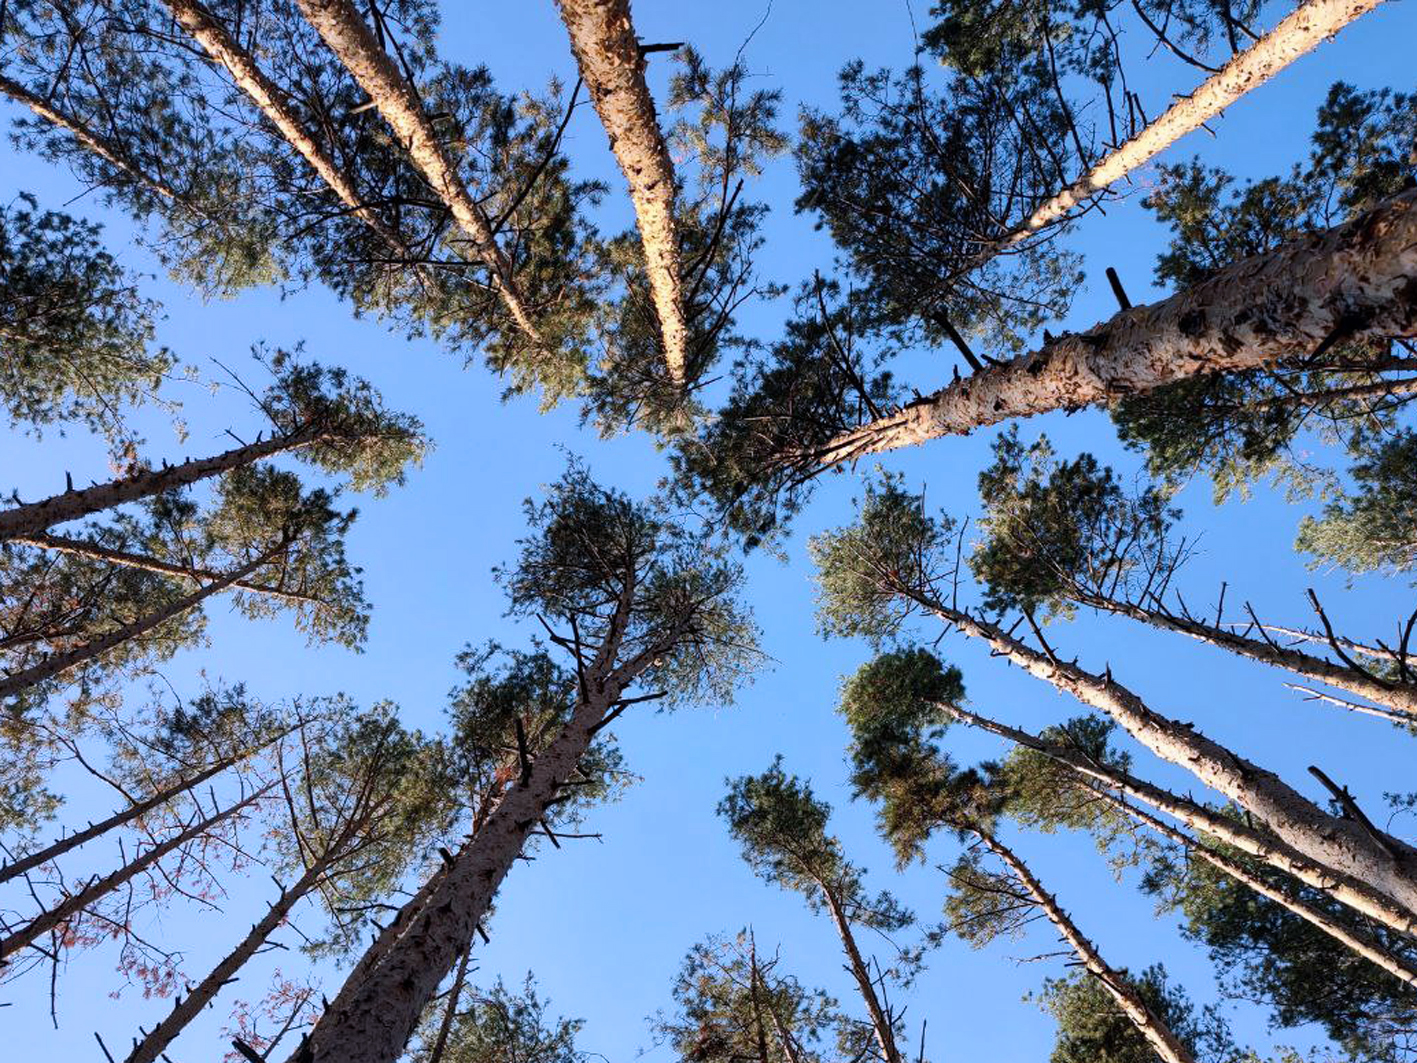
[1071,591,1417,720]
[796,187,1417,471]
[424,941,473,1063]
[819,883,904,1063]
[941,699,1417,939]
[1113,795,1417,990]
[124,858,330,1063]
[930,601,1417,917]
[554,0,688,385]
[157,0,431,289]
[295,610,667,1063]
[978,832,1198,1063]
[18,532,325,608]
[0,741,265,886]
[0,785,267,960]
[0,425,325,541]
[0,72,184,204]
[291,0,540,344]
[0,545,280,701]
[988,0,1383,254]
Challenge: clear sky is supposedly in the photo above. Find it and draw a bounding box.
[4,1,1416,1060]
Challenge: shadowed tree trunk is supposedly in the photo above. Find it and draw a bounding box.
[554,0,688,385]
[795,187,1417,471]
[0,784,268,960]
[0,425,328,541]
[292,0,541,343]
[17,532,325,608]
[0,543,283,701]
[977,831,1198,1063]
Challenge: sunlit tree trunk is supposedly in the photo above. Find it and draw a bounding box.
[555,0,688,384]
[978,831,1197,1063]
[799,188,1417,470]
[0,785,267,960]
[292,0,540,343]
[818,881,904,1063]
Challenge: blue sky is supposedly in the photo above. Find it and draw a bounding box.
[4,1,1417,1059]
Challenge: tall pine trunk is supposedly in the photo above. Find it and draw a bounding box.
[555,0,688,384]
[292,0,540,343]
[935,602,1417,916]
[0,785,267,960]
[18,532,324,608]
[818,882,904,1063]
[0,545,281,701]
[0,426,325,541]
[797,187,1417,471]
[978,831,1197,1063]
[941,692,1417,938]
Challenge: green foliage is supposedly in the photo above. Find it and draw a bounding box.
[1143,840,1417,1062]
[0,196,172,436]
[970,430,1179,618]
[498,461,758,707]
[410,972,587,1063]
[1115,82,1417,500]
[656,930,843,1063]
[1296,430,1417,581]
[809,474,951,644]
[1035,965,1235,1063]
[997,716,1131,838]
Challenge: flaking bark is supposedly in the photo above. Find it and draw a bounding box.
[292,0,541,343]
[554,0,688,384]
[799,187,1417,470]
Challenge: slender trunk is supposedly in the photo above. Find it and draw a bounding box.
[978,831,1197,1063]
[746,942,772,1063]
[0,425,324,541]
[763,991,807,1063]
[0,741,263,885]
[125,858,329,1063]
[158,0,430,289]
[296,632,661,1063]
[1113,795,1417,989]
[798,187,1417,471]
[292,0,540,343]
[931,601,1417,916]
[989,0,1382,253]
[940,699,1417,938]
[1072,591,1417,720]
[18,532,324,608]
[0,785,267,960]
[0,546,280,701]
[0,72,183,204]
[819,883,903,1063]
[424,941,473,1063]
[554,0,687,384]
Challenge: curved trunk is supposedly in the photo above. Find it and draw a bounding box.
[0,426,323,541]
[1072,591,1417,721]
[932,602,1417,917]
[989,0,1383,253]
[940,700,1417,938]
[799,187,1417,470]
[1115,796,1417,989]
[555,0,687,384]
[0,547,279,701]
[979,832,1197,1063]
[819,883,903,1063]
[18,532,324,608]
[0,785,267,960]
[291,0,539,343]
[125,858,328,1063]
